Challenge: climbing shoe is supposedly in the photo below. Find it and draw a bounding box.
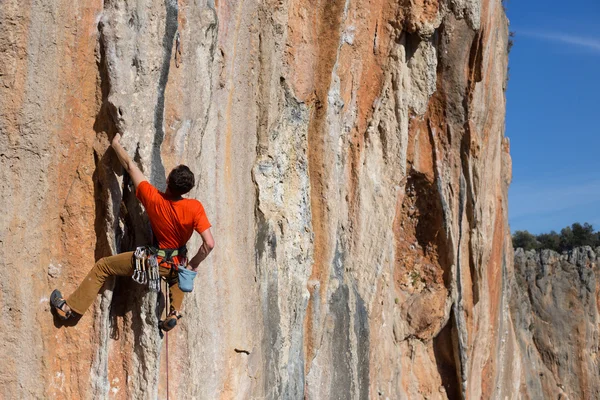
[50,289,72,320]
[159,311,181,332]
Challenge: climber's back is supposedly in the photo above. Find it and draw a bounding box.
[136,179,211,250]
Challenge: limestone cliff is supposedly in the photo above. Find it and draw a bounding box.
[511,247,600,400]
[0,0,513,398]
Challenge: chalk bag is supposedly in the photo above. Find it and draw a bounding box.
[177,267,197,293]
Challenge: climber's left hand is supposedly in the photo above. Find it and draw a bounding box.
[111,132,122,148]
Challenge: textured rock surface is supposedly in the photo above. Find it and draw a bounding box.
[511,247,600,400]
[0,0,513,398]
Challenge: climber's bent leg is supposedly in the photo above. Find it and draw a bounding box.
[168,281,185,314]
[159,267,185,331]
[158,267,186,313]
[66,252,135,315]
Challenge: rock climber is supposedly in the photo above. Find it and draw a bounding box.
[50,132,215,331]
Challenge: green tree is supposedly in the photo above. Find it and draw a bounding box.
[559,226,574,252]
[536,231,560,251]
[514,222,600,252]
[512,230,539,251]
[571,222,595,247]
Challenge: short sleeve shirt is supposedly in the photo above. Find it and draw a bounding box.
[135,181,211,250]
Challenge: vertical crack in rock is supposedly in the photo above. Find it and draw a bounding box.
[424,82,466,398]
[459,126,479,307]
[255,210,282,398]
[326,241,353,398]
[329,282,352,399]
[454,172,469,397]
[92,26,122,259]
[493,244,511,396]
[151,0,179,189]
[353,289,370,399]
[90,21,124,398]
[88,1,183,396]
[433,310,462,400]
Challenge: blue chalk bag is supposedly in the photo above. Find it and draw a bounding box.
[177,267,197,292]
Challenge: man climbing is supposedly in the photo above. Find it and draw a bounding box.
[50,132,214,331]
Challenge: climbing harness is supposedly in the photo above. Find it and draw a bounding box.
[132,245,188,291]
[175,31,182,68]
[153,246,188,268]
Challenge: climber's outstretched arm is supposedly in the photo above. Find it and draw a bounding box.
[111,133,147,189]
[189,228,215,270]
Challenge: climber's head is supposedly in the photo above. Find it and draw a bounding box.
[166,165,195,196]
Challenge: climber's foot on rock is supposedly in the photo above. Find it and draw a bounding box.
[50,289,72,320]
[159,311,181,332]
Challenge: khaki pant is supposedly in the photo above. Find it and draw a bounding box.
[66,251,184,315]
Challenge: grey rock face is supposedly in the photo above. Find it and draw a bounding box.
[511,247,600,400]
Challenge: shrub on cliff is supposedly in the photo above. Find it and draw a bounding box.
[537,231,560,251]
[570,223,598,248]
[512,230,539,251]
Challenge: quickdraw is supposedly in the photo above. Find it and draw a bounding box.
[132,246,161,292]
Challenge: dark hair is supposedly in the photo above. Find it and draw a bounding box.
[167,165,195,195]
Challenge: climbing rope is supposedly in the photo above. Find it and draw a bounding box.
[175,31,182,68]
[164,278,171,400]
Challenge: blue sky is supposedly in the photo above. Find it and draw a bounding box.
[506,0,600,234]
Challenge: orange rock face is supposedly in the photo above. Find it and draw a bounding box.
[0,0,516,398]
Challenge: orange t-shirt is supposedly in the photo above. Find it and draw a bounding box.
[135,181,211,253]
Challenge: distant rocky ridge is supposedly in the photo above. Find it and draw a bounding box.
[512,247,600,399]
